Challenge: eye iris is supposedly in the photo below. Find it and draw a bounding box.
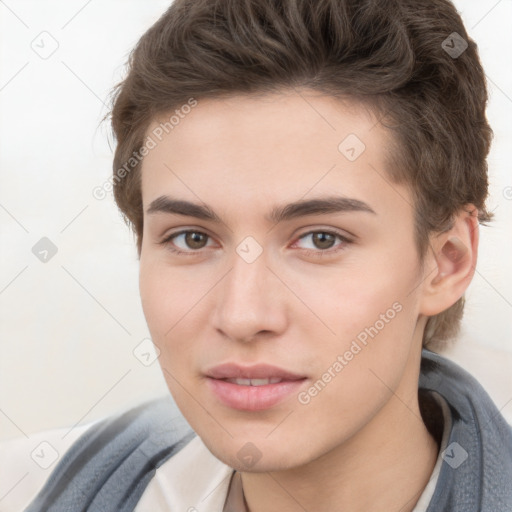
[185,232,207,249]
[313,232,335,249]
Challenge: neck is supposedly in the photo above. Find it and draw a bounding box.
[240,355,440,512]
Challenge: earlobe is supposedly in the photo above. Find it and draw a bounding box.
[420,206,479,316]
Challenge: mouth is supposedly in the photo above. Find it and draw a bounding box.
[222,377,285,386]
[205,363,308,411]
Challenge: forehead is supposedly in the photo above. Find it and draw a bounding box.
[140,90,408,220]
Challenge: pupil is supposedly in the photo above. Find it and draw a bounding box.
[313,232,334,249]
[186,232,206,249]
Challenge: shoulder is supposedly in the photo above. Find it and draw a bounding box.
[0,422,94,512]
[14,395,196,512]
[419,349,512,511]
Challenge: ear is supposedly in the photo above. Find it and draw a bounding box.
[419,205,479,316]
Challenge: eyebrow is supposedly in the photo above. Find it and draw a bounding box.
[146,195,376,224]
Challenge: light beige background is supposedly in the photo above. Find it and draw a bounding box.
[1,0,511,448]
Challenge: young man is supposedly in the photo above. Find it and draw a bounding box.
[19,0,512,510]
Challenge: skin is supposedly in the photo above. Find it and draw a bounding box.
[138,89,479,512]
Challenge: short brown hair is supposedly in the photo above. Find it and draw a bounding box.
[107,0,493,351]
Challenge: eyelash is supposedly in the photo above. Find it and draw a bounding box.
[158,229,352,257]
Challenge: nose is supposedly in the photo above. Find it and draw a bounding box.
[212,247,288,343]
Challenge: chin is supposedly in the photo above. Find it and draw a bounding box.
[202,435,313,473]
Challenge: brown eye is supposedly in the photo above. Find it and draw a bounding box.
[184,231,208,249]
[160,230,213,253]
[311,232,336,249]
[293,230,352,256]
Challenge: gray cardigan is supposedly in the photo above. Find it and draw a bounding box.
[25,349,512,511]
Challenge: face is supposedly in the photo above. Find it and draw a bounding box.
[139,89,428,472]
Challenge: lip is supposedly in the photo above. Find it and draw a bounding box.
[205,363,307,411]
[205,363,306,380]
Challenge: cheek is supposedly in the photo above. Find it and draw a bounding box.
[138,257,216,386]
[139,265,194,401]
[285,253,417,346]
[139,261,192,376]
[295,254,421,395]
[139,258,199,336]
[139,264,171,339]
